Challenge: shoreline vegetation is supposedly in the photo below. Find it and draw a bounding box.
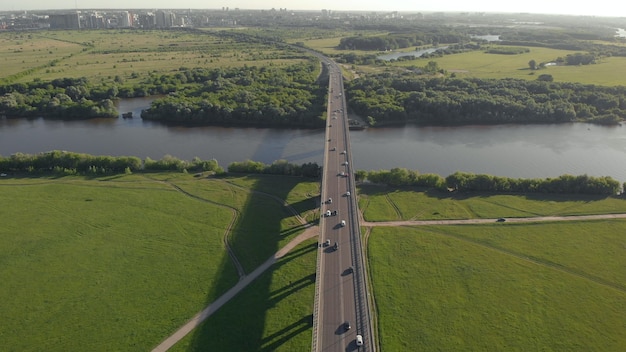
[2,25,626,128]
[0,150,622,195]
[3,19,626,351]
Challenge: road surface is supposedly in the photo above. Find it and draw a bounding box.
[313,60,375,352]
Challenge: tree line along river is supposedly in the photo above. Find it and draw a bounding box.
[1,97,626,182]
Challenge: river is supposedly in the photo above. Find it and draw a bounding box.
[1,97,626,182]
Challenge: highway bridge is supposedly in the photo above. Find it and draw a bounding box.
[311,59,375,352]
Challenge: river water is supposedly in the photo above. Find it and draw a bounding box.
[2,97,626,182]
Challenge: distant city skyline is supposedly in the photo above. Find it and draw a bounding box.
[1,0,625,18]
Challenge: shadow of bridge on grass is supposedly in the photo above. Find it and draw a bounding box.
[180,174,319,351]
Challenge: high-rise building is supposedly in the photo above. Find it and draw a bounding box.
[49,12,80,29]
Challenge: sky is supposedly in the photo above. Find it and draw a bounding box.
[1,0,625,18]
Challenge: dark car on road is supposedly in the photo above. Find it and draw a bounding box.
[343,321,351,331]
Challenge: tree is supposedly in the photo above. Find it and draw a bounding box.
[537,74,554,82]
[528,59,537,70]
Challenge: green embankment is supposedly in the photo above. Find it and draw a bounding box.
[369,224,626,350]
[359,185,626,221]
[0,173,318,351]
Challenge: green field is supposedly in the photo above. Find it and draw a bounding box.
[301,32,626,86]
[368,224,626,350]
[170,238,317,351]
[0,30,306,85]
[4,28,623,87]
[358,185,626,221]
[394,46,626,86]
[0,173,317,351]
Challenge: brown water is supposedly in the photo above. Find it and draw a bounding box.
[2,97,626,181]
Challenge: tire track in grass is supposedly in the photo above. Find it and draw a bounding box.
[221,178,307,225]
[420,226,626,294]
[360,195,371,220]
[149,178,246,280]
[385,193,403,220]
[361,226,381,352]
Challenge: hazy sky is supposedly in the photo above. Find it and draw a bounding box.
[1,0,625,18]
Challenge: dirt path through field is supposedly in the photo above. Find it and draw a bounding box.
[155,211,626,351]
[151,225,319,352]
[361,213,626,227]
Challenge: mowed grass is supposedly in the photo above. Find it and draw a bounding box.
[358,185,626,221]
[170,238,318,352]
[0,172,315,351]
[368,225,626,350]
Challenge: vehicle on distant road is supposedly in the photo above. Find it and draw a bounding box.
[497,218,506,222]
[326,210,331,217]
[346,191,350,196]
[356,335,363,346]
[325,239,330,247]
[327,197,332,204]
[341,220,346,227]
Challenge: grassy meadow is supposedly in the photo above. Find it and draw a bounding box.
[368,224,626,350]
[300,32,626,86]
[395,46,626,86]
[358,185,626,221]
[3,28,624,87]
[169,238,318,352]
[0,29,307,85]
[0,172,317,351]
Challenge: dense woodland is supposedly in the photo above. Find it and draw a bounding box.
[140,61,327,127]
[338,30,468,51]
[346,74,626,126]
[0,60,326,127]
[0,77,118,119]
